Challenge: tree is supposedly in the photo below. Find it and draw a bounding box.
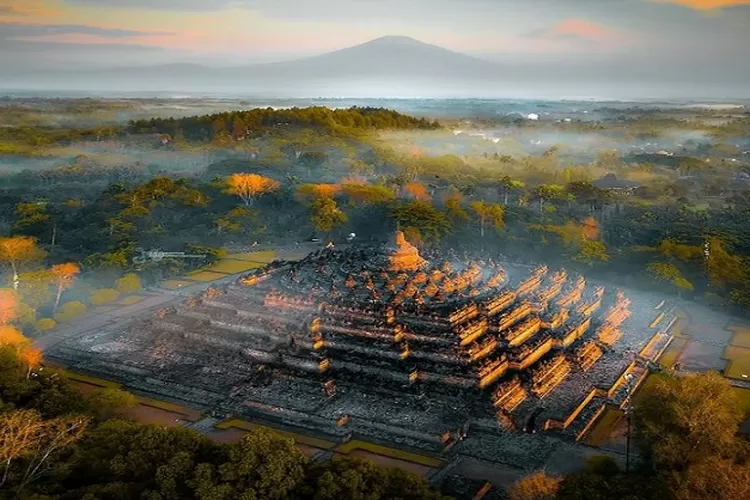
[49,262,81,314]
[0,236,46,290]
[509,471,561,500]
[54,301,86,323]
[341,182,396,206]
[533,184,567,214]
[647,262,695,292]
[225,173,280,207]
[671,457,750,500]
[0,325,29,352]
[296,183,340,202]
[301,456,447,500]
[469,201,505,238]
[310,197,348,234]
[190,429,307,499]
[633,372,744,471]
[14,202,50,234]
[498,176,525,206]
[85,388,137,421]
[19,347,42,380]
[299,151,328,169]
[442,190,469,222]
[389,201,451,244]
[0,409,45,488]
[403,181,431,201]
[0,288,19,325]
[15,413,90,493]
[115,273,142,294]
[705,236,745,289]
[575,239,611,265]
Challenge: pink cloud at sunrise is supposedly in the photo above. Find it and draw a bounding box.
[656,0,750,9]
[550,19,621,41]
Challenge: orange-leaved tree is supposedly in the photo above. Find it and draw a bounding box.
[0,325,29,352]
[0,236,46,290]
[403,181,431,201]
[49,263,81,314]
[296,183,340,202]
[225,173,280,207]
[0,288,19,325]
[19,347,43,379]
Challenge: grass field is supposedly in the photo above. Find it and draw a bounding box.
[583,407,624,447]
[732,387,750,417]
[336,440,445,467]
[658,337,689,369]
[225,251,277,263]
[206,259,265,274]
[186,270,231,282]
[728,326,750,349]
[215,418,336,450]
[118,295,145,306]
[723,345,750,380]
[60,369,121,389]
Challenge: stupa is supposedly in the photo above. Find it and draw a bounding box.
[385,231,427,272]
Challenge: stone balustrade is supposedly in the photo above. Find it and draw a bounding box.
[531,354,571,398]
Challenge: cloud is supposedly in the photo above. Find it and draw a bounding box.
[528,18,623,43]
[0,22,173,39]
[0,1,57,17]
[654,0,750,9]
[62,0,242,10]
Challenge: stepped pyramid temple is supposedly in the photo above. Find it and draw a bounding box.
[49,233,676,465]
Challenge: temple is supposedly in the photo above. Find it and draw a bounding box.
[48,233,675,466]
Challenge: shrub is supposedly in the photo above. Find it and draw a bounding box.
[90,289,120,306]
[16,303,37,327]
[115,273,142,294]
[54,301,87,322]
[37,318,57,331]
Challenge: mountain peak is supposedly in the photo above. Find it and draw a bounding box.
[364,35,425,46]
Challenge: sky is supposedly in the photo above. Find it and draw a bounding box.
[1,0,749,97]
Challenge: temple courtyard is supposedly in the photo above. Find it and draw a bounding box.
[46,233,677,472]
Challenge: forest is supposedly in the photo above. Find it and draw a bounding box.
[1,98,750,498]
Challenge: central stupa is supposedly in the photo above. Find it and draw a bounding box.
[385,231,427,272]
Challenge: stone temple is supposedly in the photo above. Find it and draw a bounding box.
[49,233,675,465]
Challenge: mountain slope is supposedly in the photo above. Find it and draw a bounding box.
[4,36,504,96]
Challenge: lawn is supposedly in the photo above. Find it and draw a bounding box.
[60,370,121,389]
[206,259,264,274]
[658,337,689,369]
[731,387,750,417]
[583,406,624,447]
[336,440,445,467]
[186,270,231,282]
[723,345,750,380]
[225,250,277,263]
[728,326,750,349]
[215,419,336,450]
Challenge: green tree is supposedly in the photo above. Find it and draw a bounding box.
[389,201,451,244]
[647,262,695,293]
[469,201,505,238]
[634,372,744,471]
[310,197,348,234]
